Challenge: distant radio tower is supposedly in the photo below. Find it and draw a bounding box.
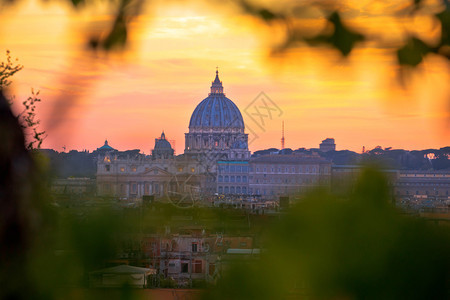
[281,121,285,149]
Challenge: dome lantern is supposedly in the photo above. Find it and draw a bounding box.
[210,69,223,95]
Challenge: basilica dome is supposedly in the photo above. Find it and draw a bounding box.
[188,71,244,131]
[184,70,250,161]
[154,132,172,149]
[152,131,174,159]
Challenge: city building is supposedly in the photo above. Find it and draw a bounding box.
[320,138,336,152]
[216,161,249,195]
[137,231,255,286]
[96,144,204,199]
[51,177,96,195]
[394,170,450,200]
[248,154,331,199]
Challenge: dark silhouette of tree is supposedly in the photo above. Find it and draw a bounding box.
[0,51,46,149]
[0,91,49,299]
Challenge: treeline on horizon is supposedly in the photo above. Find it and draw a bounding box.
[41,145,450,179]
[255,146,450,170]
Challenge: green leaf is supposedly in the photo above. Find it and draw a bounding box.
[259,9,277,22]
[70,0,85,8]
[306,12,364,57]
[396,37,430,67]
[238,0,282,23]
[436,7,450,48]
[102,15,128,50]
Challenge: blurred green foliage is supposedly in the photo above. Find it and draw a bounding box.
[1,87,449,299]
[306,12,365,57]
[397,37,430,67]
[204,168,450,300]
[2,0,449,68]
[1,0,450,292]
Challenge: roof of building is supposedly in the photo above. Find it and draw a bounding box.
[97,140,116,151]
[226,249,261,255]
[218,160,249,164]
[250,154,330,164]
[89,264,156,275]
[189,71,244,130]
[321,138,335,143]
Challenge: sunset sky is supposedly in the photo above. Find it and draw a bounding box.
[1,0,449,154]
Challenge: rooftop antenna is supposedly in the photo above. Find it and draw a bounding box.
[281,121,285,150]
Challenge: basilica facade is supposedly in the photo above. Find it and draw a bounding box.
[96,71,250,201]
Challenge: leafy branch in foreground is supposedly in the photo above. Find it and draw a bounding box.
[0,50,46,150]
[19,89,46,150]
[0,50,23,90]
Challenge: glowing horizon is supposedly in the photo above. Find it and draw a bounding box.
[0,0,448,154]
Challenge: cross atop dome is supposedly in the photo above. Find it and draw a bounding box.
[210,68,223,94]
